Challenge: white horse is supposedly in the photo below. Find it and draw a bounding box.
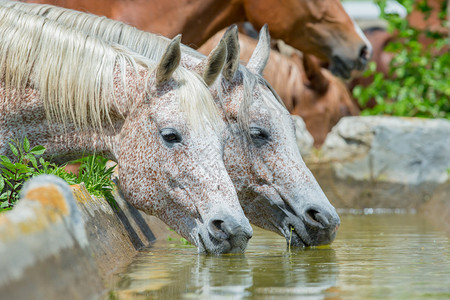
[2,1,341,247]
[0,6,253,254]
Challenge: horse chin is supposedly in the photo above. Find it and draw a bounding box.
[329,57,352,79]
[197,229,249,255]
[281,218,311,248]
[286,230,307,247]
[276,202,338,248]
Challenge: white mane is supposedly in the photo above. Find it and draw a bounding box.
[0,1,287,135]
[0,4,221,133]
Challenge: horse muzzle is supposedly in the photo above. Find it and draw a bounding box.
[198,214,253,254]
[330,43,372,79]
[281,203,340,247]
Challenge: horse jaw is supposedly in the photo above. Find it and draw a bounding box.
[222,81,340,248]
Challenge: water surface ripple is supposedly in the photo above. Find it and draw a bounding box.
[108,214,450,299]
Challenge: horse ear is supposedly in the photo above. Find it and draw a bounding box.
[222,25,240,81]
[156,35,182,86]
[194,39,227,86]
[247,24,270,75]
[302,53,329,95]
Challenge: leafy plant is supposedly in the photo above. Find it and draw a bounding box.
[167,228,193,246]
[73,155,118,210]
[0,137,50,210]
[0,137,117,212]
[353,0,449,119]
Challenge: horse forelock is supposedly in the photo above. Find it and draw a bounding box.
[228,66,286,138]
[171,68,224,135]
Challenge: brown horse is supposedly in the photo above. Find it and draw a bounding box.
[199,31,359,146]
[293,54,359,146]
[18,0,372,78]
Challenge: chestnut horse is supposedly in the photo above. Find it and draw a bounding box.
[17,0,372,78]
[5,1,341,247]
[199,31,360,146]
[0,6,253,254]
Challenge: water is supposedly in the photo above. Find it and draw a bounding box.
[108,214,450,299]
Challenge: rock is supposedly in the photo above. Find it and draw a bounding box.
[321,116,450,185]
[307,116,450,212]
[292,115,314,157]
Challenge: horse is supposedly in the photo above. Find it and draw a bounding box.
[293,53,359,146]
[0,6,253,254]
[16,0,372,79]
[5,1,341,247]
[199,30,360,147]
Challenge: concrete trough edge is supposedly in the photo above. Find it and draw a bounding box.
[0,175,170,300]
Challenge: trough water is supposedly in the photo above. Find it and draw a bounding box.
[108,214,450,299]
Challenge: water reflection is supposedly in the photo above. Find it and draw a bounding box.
[109,214,450,299]
[109,230,339,299]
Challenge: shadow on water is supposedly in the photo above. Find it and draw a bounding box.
[108,214,450,299]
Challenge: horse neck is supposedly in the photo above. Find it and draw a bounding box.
[48,63,150,162]
[240,0,311,39]
[0,62,148,163]
[170,0,246,47]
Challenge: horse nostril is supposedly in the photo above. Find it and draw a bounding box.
[208,219,229,240]
[306,208,330,228]
[208,217,253,242]
[359,45,370,61]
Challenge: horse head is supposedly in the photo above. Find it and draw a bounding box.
[0,3,252,255]
[3,1,336,249]
[114,37,253,254]
[242,0,373,78]
[115,36,252,254]
[218,25,340,247]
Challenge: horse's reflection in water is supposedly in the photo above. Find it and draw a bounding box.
[111,229,338,299]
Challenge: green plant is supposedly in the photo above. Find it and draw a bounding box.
[0,137,67,211]
[288,226,294,252]
[166,227,193,246]
[73,155,118,210]
[0,138,117,212]
[353,0,449,119]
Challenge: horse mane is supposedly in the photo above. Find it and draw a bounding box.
[0,6,143,130]
[2,1,286,135]
[0,0,203,62]
[0,4,221,133]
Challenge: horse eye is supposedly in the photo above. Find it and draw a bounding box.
[249,127,270,146]
[160,128,182,145]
